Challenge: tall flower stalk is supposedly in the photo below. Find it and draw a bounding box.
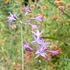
[20,23,24,70]
[7,6,61,69]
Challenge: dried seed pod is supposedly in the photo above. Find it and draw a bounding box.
[58,6,64,15]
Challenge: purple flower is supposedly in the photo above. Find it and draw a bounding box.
[8,12,17,22]
[31,16,43,22]
[32,29,44,39]
[32,36,48,48]
[23,42,33,52]
[35,46,46,58]
[32,36,41,44]
[22,6,31,16]
[40,39,49,49]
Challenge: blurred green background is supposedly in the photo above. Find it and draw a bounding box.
[0,0,70,70]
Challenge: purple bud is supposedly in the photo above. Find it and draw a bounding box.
[31,16,43,22]
[23,43,33,52]
[28,23,38,31]
[31,24,38,30]
[49,51,59,56]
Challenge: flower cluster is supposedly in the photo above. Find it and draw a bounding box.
[8,6,60,60]
[23,22,60,59]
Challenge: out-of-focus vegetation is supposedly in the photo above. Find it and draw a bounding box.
[0,0,70,70]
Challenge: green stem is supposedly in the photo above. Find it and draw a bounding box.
[42,36,70,46]
[20,23,24,70]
